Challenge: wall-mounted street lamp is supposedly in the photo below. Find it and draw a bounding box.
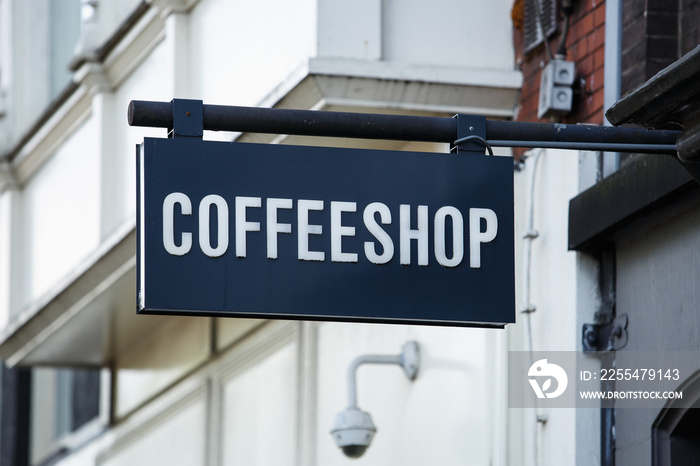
[330,341,420,459]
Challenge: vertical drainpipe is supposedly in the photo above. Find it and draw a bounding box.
[602,0,622,177]
[600,4,622,465]
[598,250,616,466]
[601,1,622,465]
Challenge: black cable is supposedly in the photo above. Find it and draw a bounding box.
[556,0,575,57]
[453,136,494,155]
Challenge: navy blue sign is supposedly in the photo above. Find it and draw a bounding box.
[137,137,514,326]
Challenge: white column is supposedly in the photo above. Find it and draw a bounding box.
[0,171,19,328]
[603,0,623,176]
[317,0,382,60]
[165,10,193,98]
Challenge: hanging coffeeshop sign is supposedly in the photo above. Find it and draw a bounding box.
[130,100,679,327]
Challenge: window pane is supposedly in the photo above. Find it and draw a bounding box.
[49,0,81,99]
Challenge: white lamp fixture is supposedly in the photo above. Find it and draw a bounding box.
[330,341,420,458]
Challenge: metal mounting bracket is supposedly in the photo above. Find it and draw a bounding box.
[169,99,203,138]
[582,313,629,352]
[451,114,489,154]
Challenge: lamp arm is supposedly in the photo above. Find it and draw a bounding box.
[345,341,420,409]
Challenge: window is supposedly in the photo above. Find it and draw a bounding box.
[31,368,102,465]
[0,0,81,152]
[49,0,82,100]
[653,371,700,465]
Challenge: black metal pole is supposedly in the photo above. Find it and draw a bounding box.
[128,100,456,143]
[128,100,680,154]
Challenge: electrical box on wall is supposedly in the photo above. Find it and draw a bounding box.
[538,59,575,119]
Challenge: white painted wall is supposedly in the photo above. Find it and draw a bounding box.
[510,149,601,466]
[114,316,211,418]
[0,0,534,465]
[107,37,174,238]
[220,341,298,465]
[0,0,13,149]
[380,0,515,70]
[0,188,17,327]
[317,0,515,71]
[69,320,508,466]
[189,0,317,107]
[75,0,142,59]
[574,151,603,466]
[317,0,381,60]
[99,391,208,466]
[511,148,585,351]
[9,0,51,144]
[316,322,507,466]
[19,116,100,308]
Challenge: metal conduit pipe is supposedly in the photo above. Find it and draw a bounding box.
[128,100,681,155]
[487,140,677,154]
[520,149,544,466]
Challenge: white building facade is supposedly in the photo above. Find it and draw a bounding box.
[0,0,607,465]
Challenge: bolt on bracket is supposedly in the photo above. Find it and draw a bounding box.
[582,313,629,352]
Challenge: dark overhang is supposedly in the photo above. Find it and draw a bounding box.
[607,44,700,176]
[568,154,699,252]
[570,45,700,252]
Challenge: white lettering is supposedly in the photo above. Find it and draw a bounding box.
[298,199,325,261]
[163,192,192,256]
[199,195,229,257]
[331,201,358,262]
[400,204,428,266]
[434,206,464,267]
[267,198,293,259]
[363,202,394,264]
[161,192,499,269]
[235,197,262,258]
[469,208,498,268]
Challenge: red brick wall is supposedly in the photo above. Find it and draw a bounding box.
[622,0,677,95]
[621,0,700,96]
[512,0,605,126]
[681,0,700,55]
